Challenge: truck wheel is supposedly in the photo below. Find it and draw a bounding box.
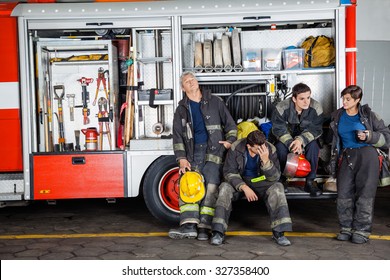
[143,155,180,224]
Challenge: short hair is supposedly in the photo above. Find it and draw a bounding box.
[292,83,311,98]
[246,130,266,146]
[180,71,197,87]
[341,85,363,101]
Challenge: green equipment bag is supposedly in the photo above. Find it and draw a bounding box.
[300,35,336,68]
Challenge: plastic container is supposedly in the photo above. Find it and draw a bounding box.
[262,48,282,71]
[242,49,261,71]
[282,48,304,70]
[138,89,173,101]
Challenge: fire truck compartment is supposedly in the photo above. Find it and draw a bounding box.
[31,152,125,200]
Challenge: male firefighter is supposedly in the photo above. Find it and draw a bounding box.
[169,71,237,241]
[210,130,292,246]
[271,82,324,197]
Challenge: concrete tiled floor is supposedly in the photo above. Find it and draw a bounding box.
[0,188,389,260]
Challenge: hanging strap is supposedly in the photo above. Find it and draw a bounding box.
[307,36,320,68]
[148,88,158,108]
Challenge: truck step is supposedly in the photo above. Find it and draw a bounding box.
[0,173,24,195]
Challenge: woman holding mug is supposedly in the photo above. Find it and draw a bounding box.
[329,85,390,244]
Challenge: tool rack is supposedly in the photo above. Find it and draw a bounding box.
[31,40,123,200]
[36,40,118,152]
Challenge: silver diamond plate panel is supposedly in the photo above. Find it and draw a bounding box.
[137,31,174,139]
[240,28,333,50]
[182,28,333,73]
[182,32,194,70]
[138,32,156,58]
[293,73,335,116]
[141,105,174,138]
[141,64,157,88]
[138,32,173,89]
[0,173,24,194]
[0,194,24,202]
[129,138,173,151]
[161,32,173,89]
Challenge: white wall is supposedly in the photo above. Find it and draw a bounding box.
[356,0,390,41]
[356,1,390,125]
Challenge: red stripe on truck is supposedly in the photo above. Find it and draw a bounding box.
[0,4,19,83]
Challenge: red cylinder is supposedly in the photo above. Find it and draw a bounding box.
[346,2,357,86]
[81,127,98,151]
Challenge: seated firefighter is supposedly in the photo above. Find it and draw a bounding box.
[271,82,324,197]
[210,130,292,246]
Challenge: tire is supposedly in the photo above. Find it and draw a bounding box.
[143,155,180,225]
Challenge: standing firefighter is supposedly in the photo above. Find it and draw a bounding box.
[330,85,390,243]
[210,130,292,246]
[169,72,237,241]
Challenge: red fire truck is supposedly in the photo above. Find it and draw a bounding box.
[0,0,357,224]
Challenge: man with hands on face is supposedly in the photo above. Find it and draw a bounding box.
[271,83,324,197]
[210,130,292,246]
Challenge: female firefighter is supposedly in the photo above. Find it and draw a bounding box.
[329,85,390,243]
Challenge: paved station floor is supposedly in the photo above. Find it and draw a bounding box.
[0,188,389,260]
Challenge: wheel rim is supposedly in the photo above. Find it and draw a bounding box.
[159,167,180,213]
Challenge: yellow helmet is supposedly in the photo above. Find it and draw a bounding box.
[179,171,205,203]
[237,121,259,139]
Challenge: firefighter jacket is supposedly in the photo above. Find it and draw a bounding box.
[329,104,390,177]
[223,138,281,191]
[271,98,324,148]
[173,89,237,166]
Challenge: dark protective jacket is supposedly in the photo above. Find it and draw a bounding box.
[173,89,237,165]
[329,104,390,176]
[223,138,281,191]
[271,98,324,148]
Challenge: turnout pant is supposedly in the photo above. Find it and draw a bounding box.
[179,144,221,228]
[211,181,292,234]
[337,146,379,237]
[276,140,320,180]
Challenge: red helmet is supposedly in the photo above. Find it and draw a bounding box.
[283,153,311,178]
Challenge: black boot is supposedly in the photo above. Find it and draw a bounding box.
[304,179,322,197]
[272,230,291,246]
[168,223,197,239]
[197,228,210,241]
[210,231,225,245]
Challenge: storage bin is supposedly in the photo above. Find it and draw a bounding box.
[262,48,282,71]
[242,49,261,71]
[283,48,304,69]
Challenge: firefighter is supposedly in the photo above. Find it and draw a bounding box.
[329,85,390,244]
[210,130,292,246]
[169,71,237,241]
[271,82,324,197]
